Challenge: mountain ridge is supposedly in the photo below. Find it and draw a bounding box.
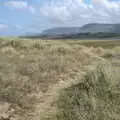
[21,23,120,39]
[42,23,120,35]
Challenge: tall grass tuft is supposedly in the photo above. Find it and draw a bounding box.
[55,62,120,120]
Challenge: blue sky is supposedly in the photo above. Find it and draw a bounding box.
[0,0,120,36]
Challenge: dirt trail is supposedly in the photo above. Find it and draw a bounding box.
[34,72,85,120]
[33,60,102,120]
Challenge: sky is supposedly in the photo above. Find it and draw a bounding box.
[0,0,120,36]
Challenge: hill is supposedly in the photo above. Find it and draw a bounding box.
[23,23,120,39]
[42,23,120,35]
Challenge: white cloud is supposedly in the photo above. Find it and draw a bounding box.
[41,0,120,25]
[5,1,35,14]
[0,24,8,30]
[5,1,28,9]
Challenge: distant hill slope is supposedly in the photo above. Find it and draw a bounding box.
[21,23,120,39]
[42,23,120,35]
[42,27,81,35]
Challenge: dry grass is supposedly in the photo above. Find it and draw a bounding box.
[0,38,120,120]
[52,62,120,120]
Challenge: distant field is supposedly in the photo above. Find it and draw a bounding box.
[61,39,120,48]
[1,37,120,48]
[0,37,120,120]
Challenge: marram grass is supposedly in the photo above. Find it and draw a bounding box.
[51,62,120,120]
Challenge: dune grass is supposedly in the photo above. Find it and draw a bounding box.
[0,37,120,120]
[52,62,120,120]
[0,38,105,119]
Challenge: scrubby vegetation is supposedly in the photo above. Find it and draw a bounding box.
[0,38,120,120]
[53,62,120,120]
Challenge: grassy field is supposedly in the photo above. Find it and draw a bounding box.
[0,37,120,120]
[62,39,120,48]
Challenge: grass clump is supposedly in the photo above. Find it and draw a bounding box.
[55,62,120,120]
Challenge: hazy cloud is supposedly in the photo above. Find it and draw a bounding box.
[0,24,8,30]
[5,1,35,14]
[15,24,24,30]
[41,0,120,25]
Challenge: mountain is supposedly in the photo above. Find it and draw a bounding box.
[21,23,120,39]
[42,27,81,35]
[42,23,120,35]
[80,23,120,34]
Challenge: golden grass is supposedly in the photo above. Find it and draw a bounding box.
[0,37,119,120]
